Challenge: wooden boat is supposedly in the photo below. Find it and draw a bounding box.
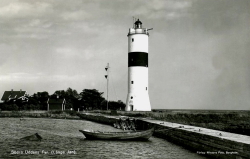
[79,128,154,140]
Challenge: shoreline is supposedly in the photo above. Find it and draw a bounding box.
[0,111,80,120]
[1,110,250,136]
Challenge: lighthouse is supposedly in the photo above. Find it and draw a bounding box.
[125,19,152,111]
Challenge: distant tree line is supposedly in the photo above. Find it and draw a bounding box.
[0,88,125,111]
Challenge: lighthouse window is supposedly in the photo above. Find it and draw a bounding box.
[131,96,133,99]
[146,87,147,90]
[132,38,134,42]
[131,81,134,84]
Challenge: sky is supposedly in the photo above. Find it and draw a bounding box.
[0,0,249,110]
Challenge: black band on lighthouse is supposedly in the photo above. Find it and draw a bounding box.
[128,52,148,67]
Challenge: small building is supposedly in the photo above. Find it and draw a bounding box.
[1,89,28,102]
[47,97,66,111]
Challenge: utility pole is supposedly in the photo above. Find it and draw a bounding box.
[105,63,109,110]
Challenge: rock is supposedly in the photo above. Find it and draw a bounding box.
[20,133,42,141]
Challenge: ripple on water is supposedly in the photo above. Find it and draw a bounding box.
[0,118,208,159]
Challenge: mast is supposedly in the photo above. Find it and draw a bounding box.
[105,63,109,110]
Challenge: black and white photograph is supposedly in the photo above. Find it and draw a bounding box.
[0,0,249,158]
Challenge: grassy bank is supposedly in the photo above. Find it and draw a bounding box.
[0,110,80,119]
[147,111,250,136]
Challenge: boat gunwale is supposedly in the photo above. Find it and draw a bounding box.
[79,128,154,140]
[80,128,153,134]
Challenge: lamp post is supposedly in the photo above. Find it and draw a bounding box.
[105,63,109,110]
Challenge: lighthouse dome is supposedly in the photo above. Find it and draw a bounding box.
[134,19,142,29]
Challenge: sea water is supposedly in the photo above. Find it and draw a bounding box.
[0,118,208,159]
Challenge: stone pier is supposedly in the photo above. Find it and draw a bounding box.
[78,113,250,159]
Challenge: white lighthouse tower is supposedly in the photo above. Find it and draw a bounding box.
[125,19,152,111]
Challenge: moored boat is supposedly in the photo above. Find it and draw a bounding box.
[79,128,154,140]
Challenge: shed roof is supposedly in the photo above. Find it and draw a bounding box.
[1,91,26,101]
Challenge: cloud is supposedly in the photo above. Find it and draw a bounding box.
[61,10,91,21]
[0,43,13,64]
[55,47,94,60]
[208,28,250,109]
[152,0,192,10]
[0,72,43,82]
[131,0,193,20]
[0,1,52,19]
[28,19,42,27]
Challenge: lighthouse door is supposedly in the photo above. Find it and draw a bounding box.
[130,105,134,111]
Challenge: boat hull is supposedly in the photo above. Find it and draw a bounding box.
[79,128,154,140]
